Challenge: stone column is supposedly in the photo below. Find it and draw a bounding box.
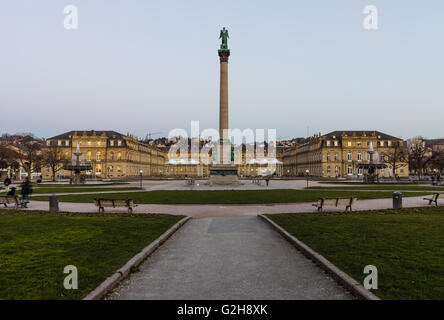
[218,49,230,163]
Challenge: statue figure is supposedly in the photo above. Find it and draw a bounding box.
[219,27,229,50]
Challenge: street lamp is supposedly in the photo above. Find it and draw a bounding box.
[306,169,310,188]
[139,169,143,188]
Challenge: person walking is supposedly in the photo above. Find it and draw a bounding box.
[265,176,270,187]
[4,176,11,192]
[20,177,32,208]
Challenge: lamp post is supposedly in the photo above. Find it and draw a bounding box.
[139,169,143,188]
[306,169,310,188]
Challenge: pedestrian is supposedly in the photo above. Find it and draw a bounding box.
[265,176,270,187]
[20,177,32,208]
[4,176,11,192]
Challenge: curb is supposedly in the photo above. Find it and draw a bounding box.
[258,214,380,300]
[83,216,191,300]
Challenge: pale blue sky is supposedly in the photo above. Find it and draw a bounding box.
[1,0,443,140]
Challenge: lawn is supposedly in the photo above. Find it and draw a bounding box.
[266,207,444,300]
[308,185,444,191]
[0,210,183,299]
[31,189,430,204]
[0,187,141,195]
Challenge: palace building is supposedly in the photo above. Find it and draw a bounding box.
[283,131,409,178]
[41,130,167,179]
[41,130,284,179]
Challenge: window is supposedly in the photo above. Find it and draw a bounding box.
[117,165,121,173]
[326,140,331,146]
[327,166,331,174]
[347,166,353,175]
[347,152,352,161]
[380,152,385,162]
[335,166,339,174]
[388,141,392,146]
[96,164,102,173]
[110,151,114,160]
[367,153,371,161]
[87,152,92,160]
[357,142,362,147]
[334,140,338,146]
[327,153,331,161]
[96,152,102,161]
[109,165,113,173]
[347,141,352,147]
[334,153,338,161]
[358,168,363,175]
[117,152,122,160]
[118,140,122,146]
[357,152,362,161]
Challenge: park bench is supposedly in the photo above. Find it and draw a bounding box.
[0,195,21,209]
[94,198,136,214]
[423,193,440,206]
[312,197,357,212]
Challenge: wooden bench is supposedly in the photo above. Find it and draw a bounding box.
[312,197,357,212]
[423,193,440,206]
[0,195,21,209]
[94,198,136,214]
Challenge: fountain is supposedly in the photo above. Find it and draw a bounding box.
[357,142,386,183]
[63,143,92,184]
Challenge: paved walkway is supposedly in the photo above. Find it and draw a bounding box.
[21,195,440,218]
[107,216,353,300]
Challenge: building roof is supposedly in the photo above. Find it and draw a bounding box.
[47,130,125,140]
[322,131,402,140]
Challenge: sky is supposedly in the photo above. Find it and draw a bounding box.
[1,0,443,140]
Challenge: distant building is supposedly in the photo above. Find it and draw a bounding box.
[41,130,284,179]
[41,130,166,179]
[283,131,409,178]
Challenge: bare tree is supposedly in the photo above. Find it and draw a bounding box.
[41,147,69,181]
[430,149,444,176]
[382,140,409,178]
[14,136,43,179]
[408,138,431,177]
[0,145,17,169]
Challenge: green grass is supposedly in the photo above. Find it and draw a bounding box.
[32,186,141,194]
[266,207,444,300]
[308,185,444,191]
[0,187,142,195]
[31,189,430,204]
[320,181,429,185]
[34,181,128,186]
[0,210,183,299]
